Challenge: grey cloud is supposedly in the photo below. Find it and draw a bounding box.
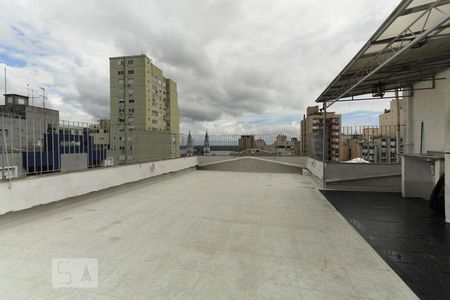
[0,0,399,127]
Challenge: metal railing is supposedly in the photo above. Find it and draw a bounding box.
[1,113,405,182]
[0,114,110,180]
[0,112,185,181]
[179,133,301,157]
[303,125,405,163]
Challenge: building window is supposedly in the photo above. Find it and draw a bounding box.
[119,98,124,103]
[118,79,124,85]
[152,111,158,117]
[128,70,134,75]
[129,99,134,103]
[118,71,124,75]
[118,88,124,95]
[128,89,134,96]
[128,79,134,86]
[117,60,124,65]
[128,59,133,65]
[129,108,134,113]
[152,119,158,124]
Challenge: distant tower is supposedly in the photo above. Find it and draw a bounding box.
[186,131,194,157]
[203,131,210,156]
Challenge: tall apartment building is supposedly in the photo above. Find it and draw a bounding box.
[301,106,341,161]
[359,99,404,163]
[338,99,405,163]
[109,54,180,163]
[239,135,255,152]
[379,99,404,163]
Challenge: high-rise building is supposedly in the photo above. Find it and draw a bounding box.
[357,100,405,163]
[109,54,180,163]
[239,135,255,152]
[301,105,341,161]
[379,99,404,163]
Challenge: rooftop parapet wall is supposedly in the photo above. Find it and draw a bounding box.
[197,156,307,167]
[325,162,401,182]
[305,158,402,192]
[0,157,198,216]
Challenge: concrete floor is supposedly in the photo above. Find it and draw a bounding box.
[0,170,417,299]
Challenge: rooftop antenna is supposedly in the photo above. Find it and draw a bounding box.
[4,67,6,103]
[39,87,46,128]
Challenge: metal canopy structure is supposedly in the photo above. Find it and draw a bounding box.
[316,0,450,109]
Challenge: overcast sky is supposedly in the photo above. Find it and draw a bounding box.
[0,0,400,134]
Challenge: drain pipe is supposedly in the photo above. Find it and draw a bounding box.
[420,121,424,155]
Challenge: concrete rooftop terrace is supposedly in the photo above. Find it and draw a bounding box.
[0,169,417,299]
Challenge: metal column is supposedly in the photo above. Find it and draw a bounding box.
[322,102,327,189]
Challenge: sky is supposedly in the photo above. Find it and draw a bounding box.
[0,0,400,135]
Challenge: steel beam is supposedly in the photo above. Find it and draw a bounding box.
[325,1,450,109]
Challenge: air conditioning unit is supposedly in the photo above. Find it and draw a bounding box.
[104,157,114,167]
[0,166,18,179]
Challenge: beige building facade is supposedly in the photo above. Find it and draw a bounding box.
[301,106,341,161]
[379,99,404,127]
[239,135,255,152]
[90,119,111,147]
[339,135,363,162]
[109,54,179,163]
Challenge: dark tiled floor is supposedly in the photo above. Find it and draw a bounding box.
[321,191,450,300]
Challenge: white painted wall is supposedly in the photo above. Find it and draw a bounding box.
[306,158,323,180]
[403,68,450,222]
[405,69,450,154]
[325,163,401,182]
[401,156,436,199]
[0,157,198,215]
